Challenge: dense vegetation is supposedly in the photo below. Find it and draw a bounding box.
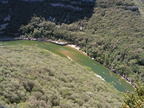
[122,84,144,108]
[0,0,143,84]
[0,43,123,107]
[20,0,144,84]
[0,0,144,107]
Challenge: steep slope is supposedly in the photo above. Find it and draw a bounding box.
[0,41,123,108]
[20,7,144,84]
[0,0,143,87]
[0,0,95,34]
[10,0,143,84]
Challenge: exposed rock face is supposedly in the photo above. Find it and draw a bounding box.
[0,0,9,4]
[0,0,95,34]
[125,6,139,11]
[60,0,95,2]
[0,0,95,4]
[50,3,82,11]
[119,6,139,12]
[20,0,43,2]
[20,0,95,2]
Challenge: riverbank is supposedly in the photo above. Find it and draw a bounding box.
[0,37,68,45]
[0,37,136,89]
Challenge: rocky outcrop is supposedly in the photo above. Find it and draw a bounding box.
[117,6,139,12]
[124,6,139,11]
[20,0,95,2]
[50,3,82,11]
[20,0,43,2]
[0,14,12,34]
[0,0,9,4]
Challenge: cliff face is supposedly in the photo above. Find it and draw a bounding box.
[59,0,94,1]
[0,0,95,35]
[0,0,9,4]
[20,0,95,2]
[20,0,43,2]
[0,0,95,3]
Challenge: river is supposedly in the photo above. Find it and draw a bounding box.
[0,40,134,92]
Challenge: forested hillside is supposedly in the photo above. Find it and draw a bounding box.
[0,0,143,83]
[0,42,123,108]
[19,0,144,83]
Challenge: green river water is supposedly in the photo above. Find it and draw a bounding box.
[0,40,134,92]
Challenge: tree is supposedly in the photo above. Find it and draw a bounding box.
[122,84,144,108]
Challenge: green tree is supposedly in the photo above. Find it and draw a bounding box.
[122,84,144,108]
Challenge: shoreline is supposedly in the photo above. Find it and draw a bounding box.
[0,37,136,88]
[67,43,136,88]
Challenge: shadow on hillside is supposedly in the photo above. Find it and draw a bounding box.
[3,0,96,35]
